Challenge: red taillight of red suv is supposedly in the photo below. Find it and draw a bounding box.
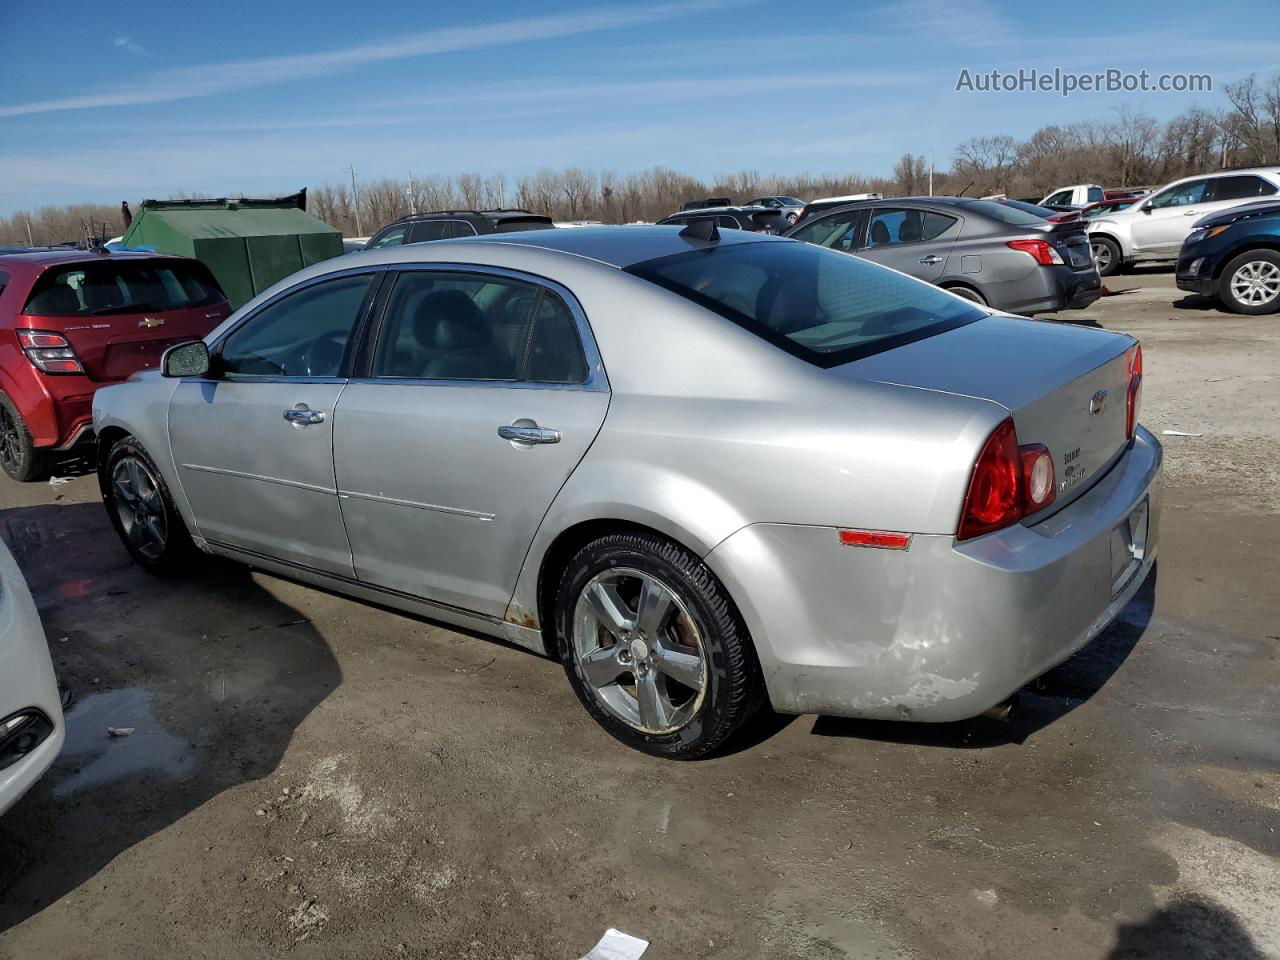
[957,418,1057,541]
[1006,238,1064,266]
[16,329,84,374]
[1125,343,1142,440]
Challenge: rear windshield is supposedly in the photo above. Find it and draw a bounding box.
[23,259,226,317]
[626,240,984,367]
[960,199,1050,226]
[493,218,555,234]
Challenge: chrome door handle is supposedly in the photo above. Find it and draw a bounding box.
[498,424,560,444]
[283,406,325,425]
[1182,210,1200,216]
[919,255,944,265]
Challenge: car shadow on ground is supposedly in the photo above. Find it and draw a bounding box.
[0,501,341,933]
[807,565,1157,750]
[1171,294,1220,311]
[1106,896,1266,959]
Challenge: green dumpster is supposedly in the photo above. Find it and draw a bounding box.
[120,190,343,308]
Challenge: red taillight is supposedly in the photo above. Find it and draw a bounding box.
[958,419,1057,540]
[16,329,84,374]
[1125,343,1142,440]
[1006,238,1064,266]
[838,529,912,550]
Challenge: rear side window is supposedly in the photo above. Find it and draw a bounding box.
[23,260,225,317]
[959,199,1048,226]
[493,218,553,234]
[1211,175,1278,202]
[371,271,587,383]
[411,221,451,243]
[1087,186,1105,202]
[627,240,984,368]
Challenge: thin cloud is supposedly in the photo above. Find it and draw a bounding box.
[113,36,148,57]
[1,0,740,118]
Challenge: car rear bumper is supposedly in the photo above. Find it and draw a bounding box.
[705,426,1162,722]
[981,264,1101,315]
[0,543,64,815]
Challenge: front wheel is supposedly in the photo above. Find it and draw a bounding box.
[1091,236,1122,277]
[101,437,198,574]
[1217,250,1280,315]
[555,532,763,759]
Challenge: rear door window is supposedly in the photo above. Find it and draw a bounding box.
[867,208,935,246]
[410,221,451,243]
[1210,175,1278,202]
[23,260,225,316]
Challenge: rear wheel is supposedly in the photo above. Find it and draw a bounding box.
[1217,250,1280,315]
[0,395,46,482]
[943,284,988,307]
[555,531,763,759]
[1091,236,1122,276]
[102,437,198,574]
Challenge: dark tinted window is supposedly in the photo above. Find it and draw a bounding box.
[959,199,1048,226]
[867,208,938,245]
[717,216,742,230]
[411,221,451,243]
[777,196,803,205]
[492,218,552,234]
[0,270,7,297]
[920,212,957,241]
[789,209,861,251]
[1087,186,1105,202]
[371,271,586,383]
[23,260,225,317]
[627,241,983,368]
[1211,175,1278,202]
[220,273,372,377]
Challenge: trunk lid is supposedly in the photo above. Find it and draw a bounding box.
[18,257,231,382]
[837,315,1133,513]
[1048,222,1097,271]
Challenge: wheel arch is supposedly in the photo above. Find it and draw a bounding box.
[939,280,987,304]
[1211,240,1280,280]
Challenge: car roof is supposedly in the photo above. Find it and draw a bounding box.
[364,224,781,269]
[0,249,185,268]
[388,209,549,225]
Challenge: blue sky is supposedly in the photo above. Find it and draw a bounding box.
[1,0,1278,214]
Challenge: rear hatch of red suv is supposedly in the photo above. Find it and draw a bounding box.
[17,256,231,381]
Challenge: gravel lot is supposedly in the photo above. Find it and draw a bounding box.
[0,269,1276,960]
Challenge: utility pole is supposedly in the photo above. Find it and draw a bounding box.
[928,152,934,197]
[24,216,34,247]
[348,163,363,236]
[407,171,418,215]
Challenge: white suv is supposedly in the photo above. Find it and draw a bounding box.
[1087,168,1280,275]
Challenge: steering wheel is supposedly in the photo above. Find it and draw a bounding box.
[303,333,347,377]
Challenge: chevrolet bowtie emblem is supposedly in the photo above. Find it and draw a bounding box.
[139,316,165,328]
[1090,390,1108,414]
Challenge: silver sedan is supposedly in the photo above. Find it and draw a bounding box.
[92,225,1160,758]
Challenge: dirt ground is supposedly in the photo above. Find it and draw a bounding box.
[0,269,1277,960]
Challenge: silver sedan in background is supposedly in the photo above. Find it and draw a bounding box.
[92,226,1159,758]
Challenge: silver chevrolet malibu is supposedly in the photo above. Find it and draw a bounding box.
[92,225,1160,758]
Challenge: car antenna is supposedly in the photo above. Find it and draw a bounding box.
[679,217,719,243]
[956,180,974,198]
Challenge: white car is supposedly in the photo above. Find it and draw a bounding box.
[1041,184,1105,207]
[0,537,64,814]
[1087,168,1280,275]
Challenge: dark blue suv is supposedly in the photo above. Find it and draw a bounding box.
[1177,200,1280,314]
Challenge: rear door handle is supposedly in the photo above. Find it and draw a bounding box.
[1182,210,1200,216]
[498,424,560,444]
[919,255,944,265]
[283,406,325,425]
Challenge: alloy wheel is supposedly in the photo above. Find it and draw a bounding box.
[0,405,21,474]
[111,456,168,560]
[571,568,708,734]
[1229,259,1280,307]
[1091,241,1113,272]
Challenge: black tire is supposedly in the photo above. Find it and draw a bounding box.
[0,394,48,483]
[554,531,763,759]
[943,284,988,307]
[1091,236,1123,277]
[1216,249,1280,315]
[100,436,198,574]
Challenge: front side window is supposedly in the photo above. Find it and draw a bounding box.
[1045,190,1073,205]
[371,271,587,383]
[789,210,861,251]
[627,240,983,368]
[1147,180,1209,209]
[219,273,374,378]
[1211,175,1278,202]
[23,260,224,317]
[367,225,409,249]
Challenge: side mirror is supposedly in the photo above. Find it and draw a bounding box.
[162,340,210,378]
[1141,205,1152,215]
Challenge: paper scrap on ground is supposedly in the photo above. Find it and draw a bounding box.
[48,476,71,485]
[580,928,648,960]
[1161,430,1203,437]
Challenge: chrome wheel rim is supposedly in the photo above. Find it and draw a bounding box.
[572,568,708,734]
[1229,260,1280,306]
[1091,241,1112,271]
[112,457,168,560]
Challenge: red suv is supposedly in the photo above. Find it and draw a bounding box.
[0,250,232,480]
